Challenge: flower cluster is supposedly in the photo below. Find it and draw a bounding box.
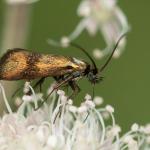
[0,83,149,150]
[49,0,129,59]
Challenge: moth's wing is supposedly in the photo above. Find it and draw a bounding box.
[0,48,30,80]
[35,55,74,76]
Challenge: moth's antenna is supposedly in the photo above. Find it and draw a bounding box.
[70,42,98,72]
[99,33,127,72]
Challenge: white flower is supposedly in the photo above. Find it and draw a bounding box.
[61,36,70,47]
[105,105,114,113]
[93,96,103,105]
[79,0,129,59]
[0,83,149,150]
[49,0,129,60]
[85,93,92,100]
[131,123,139,132]
[6,0,39,4]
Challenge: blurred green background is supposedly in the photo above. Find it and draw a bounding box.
[0,0,150,133]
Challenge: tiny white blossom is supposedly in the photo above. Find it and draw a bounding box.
[105,105,114,113]
[67,99,73,105]
[131,123,139,132]
[60,36,70,47]
[85,93,92,100]
[93,96,103,105]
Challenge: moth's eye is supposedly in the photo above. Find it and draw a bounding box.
[66,66,73,69]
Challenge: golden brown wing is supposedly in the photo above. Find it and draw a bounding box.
[0,49,87,80]
[0,49,29,80]
[35,54,77,77]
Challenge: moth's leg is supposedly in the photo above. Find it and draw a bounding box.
[53,76,64,82]
[53,75,69,93]
[49,72,81,99]
[68,80,80,100]
[25,77,45,95]
[52,75,69,121]
[35,72,81,111]
[33,77,45,92]
[53,73,81,123]
[51,72,81,98]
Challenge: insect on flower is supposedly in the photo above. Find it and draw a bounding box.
[0,34,126,109]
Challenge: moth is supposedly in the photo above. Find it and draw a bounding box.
[0,34,126,109]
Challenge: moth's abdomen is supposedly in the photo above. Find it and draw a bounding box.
[0,49,29,80]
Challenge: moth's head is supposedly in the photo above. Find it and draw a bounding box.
[85,65,102,84]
